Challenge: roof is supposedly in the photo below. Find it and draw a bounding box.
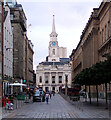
[39,61,69,66]
[60,58,70,62]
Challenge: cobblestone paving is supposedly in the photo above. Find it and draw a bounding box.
[3,94,109,118]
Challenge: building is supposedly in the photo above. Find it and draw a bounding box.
[10,3,27,85]
[97,2,111,98]
[71,1,111,98]
[36,15,71,92]
[27,40,34,87]
[3,4,13,96]
[33,70,36,87]
[4,0,34,91]
[0,1,3,107]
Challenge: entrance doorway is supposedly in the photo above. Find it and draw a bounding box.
[45,87,49,92]
[52,87,55,92]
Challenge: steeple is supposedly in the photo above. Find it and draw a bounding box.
[52,15,56,33]
[50,15,58,37]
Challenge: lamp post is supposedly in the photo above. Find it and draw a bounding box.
[65,74,68,96]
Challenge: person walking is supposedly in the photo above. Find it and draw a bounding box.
[45,92,49,104]
[40,91,43,102]
[52,91,55,96]
[49,91,52,99]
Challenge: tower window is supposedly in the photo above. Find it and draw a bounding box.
[52,49,55,55]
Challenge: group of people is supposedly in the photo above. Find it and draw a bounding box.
[2,96,14,110]
[40,91,55,104]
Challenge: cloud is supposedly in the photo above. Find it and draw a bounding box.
[17,1,102,70]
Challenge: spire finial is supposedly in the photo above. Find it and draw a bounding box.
[52,15,56,32]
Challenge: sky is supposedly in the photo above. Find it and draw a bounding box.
[17,0,102,70]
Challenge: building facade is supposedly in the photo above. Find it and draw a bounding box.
[9,3,27,85]
[33,70,36,88]
[3,4,13,96]
[36,15,71,92]
[71,1,111,98]
[0,1,3,107]
[27,40,34,87]
[4,0,34,92]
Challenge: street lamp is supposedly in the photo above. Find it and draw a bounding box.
[65,74,68,96]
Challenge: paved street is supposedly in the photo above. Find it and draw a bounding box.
[3,94,109,119]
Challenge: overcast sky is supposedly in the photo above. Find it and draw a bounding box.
[17,0,102,70]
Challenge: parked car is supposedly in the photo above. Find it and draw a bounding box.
[33,91,41,102]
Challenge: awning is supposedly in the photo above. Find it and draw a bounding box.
[9,82,27,86]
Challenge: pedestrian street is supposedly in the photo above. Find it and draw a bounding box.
[3,94,109,119]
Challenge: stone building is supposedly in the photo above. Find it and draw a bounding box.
[27,40,34,87]
[23,36,34,87]
[98,2,111,61]
[0,2,3,78]
[33,70,36,88]
[0,1,3,107]
[97,2,111,97]
[24,34,28,85]
[71,1,111,98]
[4,0,34,91]
[10,3,27,84]
[36,15,71,92]
[3,4,13,96]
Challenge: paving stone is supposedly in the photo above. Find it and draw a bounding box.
[2,94,109,119]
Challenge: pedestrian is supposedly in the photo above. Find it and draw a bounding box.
[45,92,49,104]
[40,91,43,102]
[52,91,55,96]
[49,91,52,99]
[7,100,13,110]
[29,92,31,99]
[2,97,6,107]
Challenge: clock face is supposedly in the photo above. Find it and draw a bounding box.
[52,42,56,46]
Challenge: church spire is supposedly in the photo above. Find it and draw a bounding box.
[50,15,58,37]
[52,15,56,33]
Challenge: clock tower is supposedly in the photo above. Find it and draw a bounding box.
[48,15,60,62]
